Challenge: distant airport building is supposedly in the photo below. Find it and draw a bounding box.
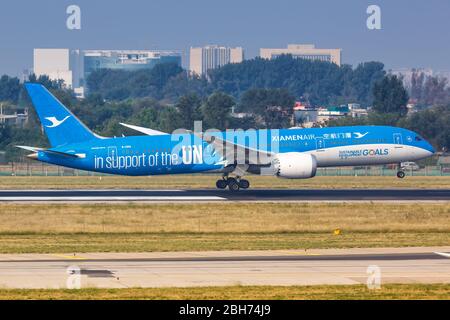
[0,103,28,126]
[189,45,244,76]
[83,50,182,80]
[260,44,342,66]
[33,49,182,98]
[294,103,367,127]
[33,49,82,89]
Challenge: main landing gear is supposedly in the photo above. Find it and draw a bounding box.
[396,163,406,179]
[216,175,250,191]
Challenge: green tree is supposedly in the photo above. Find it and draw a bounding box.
[0,75,21,103]
[130,104,161,130]
[86,63,183,101]
[349,62,385,105]
[162,72,209,101]
[159,106,183,133]
[399,105,450,152]
[201,92,234,130]
[209,56,385,107]
[372,75,409,120]
[175,94,202,130]
[239,88,295,128]
[410,72,450,107]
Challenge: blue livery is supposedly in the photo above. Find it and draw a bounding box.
[21,83,435,190]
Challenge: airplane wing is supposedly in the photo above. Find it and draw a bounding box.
[196,132,274,166]
[119,123,169,136]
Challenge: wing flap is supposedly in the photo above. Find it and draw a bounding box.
[196,133,274,166]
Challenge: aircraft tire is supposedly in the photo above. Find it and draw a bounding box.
[228,180,240,192]
[397,171,406,179]
[238,179,250,189]
[216,179,228,189]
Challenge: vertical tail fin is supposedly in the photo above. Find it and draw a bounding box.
[25,83,100,147]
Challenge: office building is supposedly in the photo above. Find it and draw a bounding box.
[33,49,182,97]
[190,45,244,75]
[260,44,341,66]
[83,50,182,80]
[33,49,81,88]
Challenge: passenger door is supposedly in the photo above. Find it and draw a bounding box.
[315,137,325,151]
[108,146,118,158]
[393,133,403,145]
[392,132,404,161]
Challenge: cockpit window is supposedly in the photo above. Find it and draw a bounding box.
[415,136,423,141]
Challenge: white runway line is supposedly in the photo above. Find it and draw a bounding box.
[0,196,226,201]
[0,189,185,192]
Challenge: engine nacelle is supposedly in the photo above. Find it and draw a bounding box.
[272,152,317,179]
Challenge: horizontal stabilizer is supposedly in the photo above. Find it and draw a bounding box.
[16,146,84,159]
[15,145,45,152]
[119,123,169,136]
[44,150,83,158]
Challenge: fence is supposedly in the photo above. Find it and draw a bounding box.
[0,162,449,177]
[316,166,449,177]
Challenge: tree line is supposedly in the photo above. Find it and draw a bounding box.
[0,56,449,161]
[86,56,386,107]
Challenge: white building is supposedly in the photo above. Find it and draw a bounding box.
[260,44,342,66]
[33,49,82,88]
[33,48,182,98]
[189,45,244,76]
[0,103,28,126]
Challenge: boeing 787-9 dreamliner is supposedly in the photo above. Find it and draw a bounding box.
[19,83,435,191]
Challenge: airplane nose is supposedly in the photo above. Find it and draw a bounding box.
[424,141,436,155]
[430,144,436,154]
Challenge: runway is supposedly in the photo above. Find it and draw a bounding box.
[0,247,449,289]
[0,188,449,202]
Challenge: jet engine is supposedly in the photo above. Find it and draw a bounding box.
[272,152,317,179]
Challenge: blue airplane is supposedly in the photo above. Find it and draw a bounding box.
[19,83,435,191]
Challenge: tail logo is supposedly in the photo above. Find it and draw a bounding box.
[45,116,70,128]
[353,132,369,139]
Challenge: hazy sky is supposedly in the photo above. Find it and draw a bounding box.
[0,0,449,76]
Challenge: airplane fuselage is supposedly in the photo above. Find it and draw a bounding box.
[35,126,435,176]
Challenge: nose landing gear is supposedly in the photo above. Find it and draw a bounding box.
[215,175,250,191]
[396,163,406,179]
[397,171,406,179]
